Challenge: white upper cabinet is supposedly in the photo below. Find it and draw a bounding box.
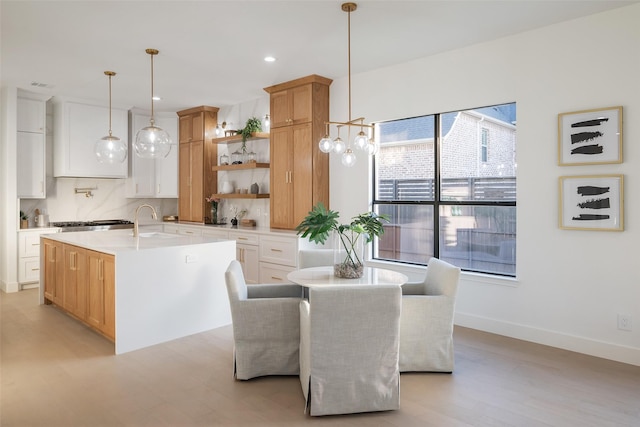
[52,97,129,178]
[127,110,178,198]
[17,90,49,199]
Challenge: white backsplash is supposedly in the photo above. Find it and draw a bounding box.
[20,177,178,226]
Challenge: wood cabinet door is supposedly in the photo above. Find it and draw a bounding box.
[43,239,63,304]
[291,123,314,227]
[178,142,192,220]
[270,90,290,128]
[270,127,294,228]
[290,84,313,125]
[63,245,87,319]
[190,140,204,223]
[87,251,115,340]
[178,114,193,143]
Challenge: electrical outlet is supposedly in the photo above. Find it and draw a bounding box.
[617,314,632,331]
[257,208,261,216]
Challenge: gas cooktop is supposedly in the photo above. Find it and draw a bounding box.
[51,219,134,232]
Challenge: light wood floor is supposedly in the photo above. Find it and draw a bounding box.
[1,289,639,426]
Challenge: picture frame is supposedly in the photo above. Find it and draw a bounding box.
[559,174,623,231]
[558,106,622,166]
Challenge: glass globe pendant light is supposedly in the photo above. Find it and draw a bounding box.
[134,48,171,159]
[95,71,127,164]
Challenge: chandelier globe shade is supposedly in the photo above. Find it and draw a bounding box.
[95,71,127,164]
[134,48,172,159]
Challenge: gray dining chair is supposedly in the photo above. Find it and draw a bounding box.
[298,248,333,269]
[225,260,302,380]
[399,257,461,372]
[299,284,402,416]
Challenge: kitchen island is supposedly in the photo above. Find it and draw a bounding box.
[40,229,235,354]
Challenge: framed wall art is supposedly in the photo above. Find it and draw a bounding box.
[559,174,623,231]
[558,106,622,166]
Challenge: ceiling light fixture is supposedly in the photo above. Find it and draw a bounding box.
[134,48,172,159]
[95,71,127,164]
[319,2,378,167]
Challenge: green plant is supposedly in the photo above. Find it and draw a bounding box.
[20,210,28,220]
[239,117,262,144]
[296,202,389,277]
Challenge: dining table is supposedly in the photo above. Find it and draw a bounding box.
[287,266,408,289]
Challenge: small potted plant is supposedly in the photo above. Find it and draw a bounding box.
[20,211,29,229]
[239,117,262,144]
[296,202,389,278]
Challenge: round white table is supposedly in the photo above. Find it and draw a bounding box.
[287,266,408,288]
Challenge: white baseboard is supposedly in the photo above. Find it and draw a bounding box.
[1,280,20,293]
[455,312,640,367]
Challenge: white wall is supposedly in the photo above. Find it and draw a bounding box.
[328,4,640,365]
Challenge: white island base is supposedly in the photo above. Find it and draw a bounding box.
[40,230,235,354]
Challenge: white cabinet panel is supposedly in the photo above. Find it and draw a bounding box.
[17,92,48,199]
[259,262,295,284]
[128,112,178,198]
[53,98,128,178]
[17,132,45,198]
[259,235,297,267]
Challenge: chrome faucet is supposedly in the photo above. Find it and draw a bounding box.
[133,204,158,237]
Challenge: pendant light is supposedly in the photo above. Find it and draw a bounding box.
[319,3,378,167]
[134,48,171,159]
[95,71,127,164]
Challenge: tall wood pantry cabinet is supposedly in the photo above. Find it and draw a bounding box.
[264,75,332,230]
[176,106,219,223]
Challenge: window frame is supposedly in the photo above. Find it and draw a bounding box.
[371,104,516,277]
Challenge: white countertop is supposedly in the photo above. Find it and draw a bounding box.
[40,228,230,255]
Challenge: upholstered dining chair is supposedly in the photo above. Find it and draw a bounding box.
[399,257,461,373]
[225,260,302,380]
[299,284,402,416]
[298,248,334,269]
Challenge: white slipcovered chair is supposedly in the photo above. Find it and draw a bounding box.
[298,249,334,268]
[225,260,302,380]
[399,257,461,372]
[299,284,402,416]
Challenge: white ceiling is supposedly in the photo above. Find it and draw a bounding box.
[2,0,637,113]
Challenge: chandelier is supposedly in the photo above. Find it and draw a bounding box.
[319,2,378,167]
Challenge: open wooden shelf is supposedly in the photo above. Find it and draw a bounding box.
[212,162,269,172]
[211,132,270,144]
[211,193,270,199]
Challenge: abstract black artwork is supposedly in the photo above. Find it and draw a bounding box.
[558,106,622,165]
[559,175,623,231]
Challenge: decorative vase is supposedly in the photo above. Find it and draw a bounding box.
[333,230,365,279]
[210,203,218,224]
[250,183,259,194]
[20,219,29,229]
[221,181,233,194]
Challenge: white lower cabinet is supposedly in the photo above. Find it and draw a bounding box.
[259,235,297,283]
[163,224,299,284]
[18,228,60,288]
[229,231,259,284]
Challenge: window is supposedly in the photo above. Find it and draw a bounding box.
[372,103,516,276]
[481,128,489,163]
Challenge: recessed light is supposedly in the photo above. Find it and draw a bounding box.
[264,56,276,63]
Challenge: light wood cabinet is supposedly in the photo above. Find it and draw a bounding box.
[42,238,115,341]
[264,75,332,230]
[177,106,219,223]
[63,245,88,320]
[43,238,64,306]
[87,250,115,340]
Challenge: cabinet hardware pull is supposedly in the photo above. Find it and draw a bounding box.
[271,248,283,252]
[157,184,161,194]
[31,267,40,271]
[32,243,39,246]
[99,259,104,281]
[238,237,248,240]
[271,276,282,281]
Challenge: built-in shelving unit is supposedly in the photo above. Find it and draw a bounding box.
[210,193,270,199]
[211,132,270,144]
[212,163,269,172]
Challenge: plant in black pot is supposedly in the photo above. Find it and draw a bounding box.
[295,202,389,278]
